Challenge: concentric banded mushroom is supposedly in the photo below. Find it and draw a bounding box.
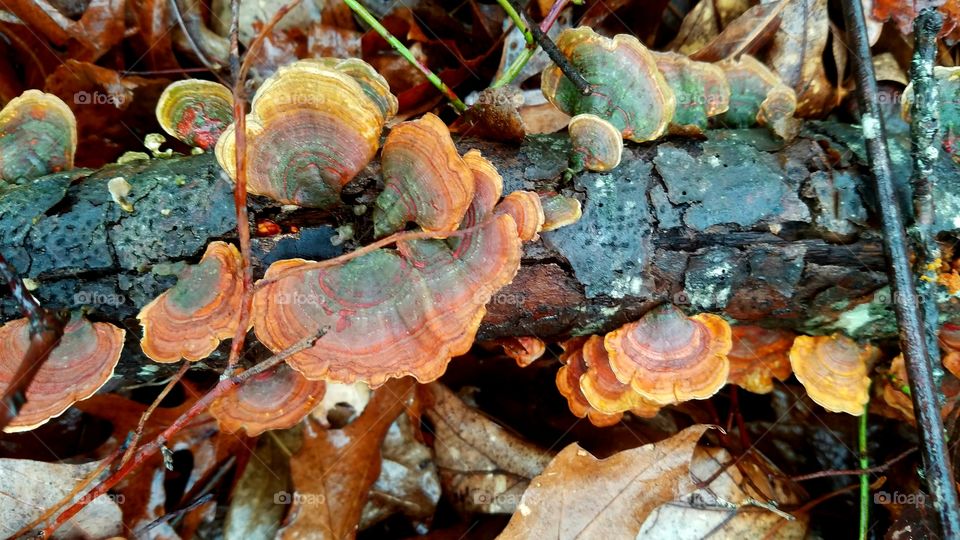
[0,90,77,183]
[727,326,795,394]
[498,336,546,367]
[209,362,326,436]
[539,193,582,231]
[789,334,877,415]
[718,55,799,140]
[215,59,396,208]
[541,26,675,143]
[567,114,624,172]
[138,241,247,363]
[494,190,545,242]
[156,79,234,150]
[604,304,731,405]
[461,149,503,227]
[373,113,475,237]
[253,214,522,385]
[0,313,124,432]
[580,335,661,417]
[556,337,622,427]
[653,51,731,135]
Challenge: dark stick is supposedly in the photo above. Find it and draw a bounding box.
[505,0,591,95]
[910,8,946,391]
[840,0,960,536]
[0,255,66,431]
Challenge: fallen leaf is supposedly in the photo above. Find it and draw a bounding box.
[497,424,709,539]
[423,383,553,514]
[455,86,527,143]
[637,446,808,538]
[0,458,123,538]
[764,0,834,117]
[224,431,294,540]
[668,0,721,55]
[278,377,415,539]
[689,1,786,62]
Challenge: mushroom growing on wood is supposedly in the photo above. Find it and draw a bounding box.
[0,90,77,184]
[727,326,795,394]
[138,241,246,363]
[0,313,124,432]
[209,362,326,436]
[497,336,546,367]
[789,334,877,415]
[556,337,622,427]
[567,114,624,172]
[253,214,521,386]
[652,51,731,135]
[539,193,582,231]
[215,58,396,208]
[373,113,475,237]
[579,335,661,417]
[604,304,731,405]
[718,55,799,140]
[541,26,676,143]
[156,79,234,150]
[460,149,503,227]
[494,190,545,242]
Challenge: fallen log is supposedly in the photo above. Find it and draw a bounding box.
[2,121,959,381]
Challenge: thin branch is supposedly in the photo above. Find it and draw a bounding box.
[121,362,191,466]
[790,446,917,481]
[840,1,960,536]
[491,0,570,88]
[502,0,590,95]
[496,0,534,46]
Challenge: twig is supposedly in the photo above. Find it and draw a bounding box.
[790,446,917,481]
[910,8,946,391]
[496,0,534,46]
[491,0,570,88]
[502,0,590,95]
[343,0,467,112]
[0,254,66,431]
[121,362,191,466]
[840,0,960,536]
[41,328,327,536]
[859,403,870,540]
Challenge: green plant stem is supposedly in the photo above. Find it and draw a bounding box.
[491,0,569,88]
[343,0,466,112]
[859,403,870,540]
[496,0,534,46]
[492,46,536,88]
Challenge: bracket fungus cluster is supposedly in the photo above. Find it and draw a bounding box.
[0,313,124,432]
[567,114,623,172]
[718,55,800,140]
[902,66,960,161]
[0,90,77,184]
[493,190,545,242]
[789,334,877,415]
[727,326,795,394]
[579,335,661,418]
[138,241,246,363]
[209,363,326,436]
[156,79,234,150]
[539,193,582,231]
[652,51,731,136]
[216,58,397,208]
[497,336,547,368]
[556,337,623,427]
[605,304,731,405]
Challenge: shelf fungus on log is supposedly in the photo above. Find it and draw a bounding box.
[541,26,675,143]
[567,113,624,172]
[726,326,795,394]
[138,241,246,363]
[652,51,731,136]
[0,90,77,184]
[902,66,960,161]
[604,304,731,405]
[579,335,661,417]
[789,334,877,415]
[215,58,396,208]
[494,190,545,242]
[209,362,326,436]
[253,214,522,386]
[0,313,124,432]
[496,336,547,367]
[538,193,582,231]
[718,55,799,141]
[155,79,234,150]
[556,337,623,427]
[373,113,475,237]
[461,149,503,225]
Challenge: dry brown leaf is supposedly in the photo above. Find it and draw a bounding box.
[224,431,294,540]
[638,446,808,538]
[669,0,721,55]
[423,383,553,514]
[0,458,123,538]
[278,377,415,539]
[765,0,834,117]
[497,425,710,539]
[455,86,527,143]
[689,1,787,62]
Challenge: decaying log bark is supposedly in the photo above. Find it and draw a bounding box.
[2,121,959,382]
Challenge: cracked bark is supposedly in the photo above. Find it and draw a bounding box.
[2,122,959,383]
